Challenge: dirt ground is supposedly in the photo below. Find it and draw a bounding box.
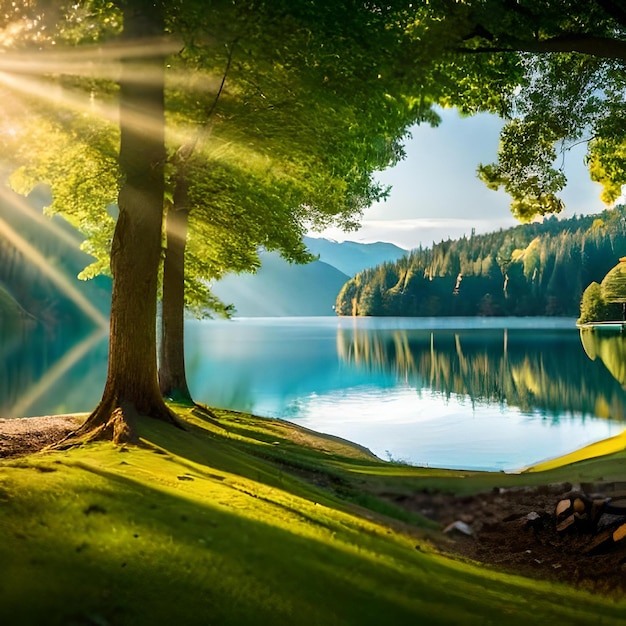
[392,484,626,597]
[0,414,84,459]
[2,415,626,596]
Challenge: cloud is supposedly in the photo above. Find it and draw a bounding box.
[309,216,518,250]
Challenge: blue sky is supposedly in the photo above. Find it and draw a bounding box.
[313,108,607,250]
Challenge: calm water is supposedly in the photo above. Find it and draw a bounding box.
[3,316,626,471]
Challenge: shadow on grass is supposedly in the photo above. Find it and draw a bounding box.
[2,457,625,626]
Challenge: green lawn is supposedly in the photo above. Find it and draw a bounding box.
[1,407,625,625]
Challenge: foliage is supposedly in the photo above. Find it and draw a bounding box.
[337,205,626,317]
[600,258,626,305]
[9,108,119,279]
[452,1,626,220]
[578,281,621,324]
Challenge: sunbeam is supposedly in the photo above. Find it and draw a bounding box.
[0,69,195,146]
[0,209,108,327]
[7,327,107,418]
[0,184,83,250]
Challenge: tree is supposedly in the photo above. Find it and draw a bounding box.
[442,1,626,220]
[578,281,621,324]
[156,3,432,402]
[600,257,626,320]
[12,0,623,442]
[3,0,446,440]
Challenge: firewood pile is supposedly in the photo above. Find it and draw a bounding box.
[554,481,626,554]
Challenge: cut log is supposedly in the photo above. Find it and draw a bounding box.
[582,529,615,555]
[591,499,608,524]
[573,497,587,513]
[605,497,626,515]
[555,499,572,518]
[556,514,576,533]
[612,523,626,543]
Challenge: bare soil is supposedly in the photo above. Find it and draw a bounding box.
[392,484,626,597]
[2,416,626,596]
[0,414,85,459]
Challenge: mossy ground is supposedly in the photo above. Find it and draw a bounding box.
[1,407,626,625]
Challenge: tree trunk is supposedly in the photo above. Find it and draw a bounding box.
[70,4,178,444]
[159,171,193,403]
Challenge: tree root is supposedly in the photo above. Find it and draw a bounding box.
[52,397,184,449]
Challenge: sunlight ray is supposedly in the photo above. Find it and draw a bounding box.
[0,184,83,250]
[8,327,107,418]
[0,71,192,145]
[0,36,182,76]
[0,213,108,327]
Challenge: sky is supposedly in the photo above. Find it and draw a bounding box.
[311,107,608,250]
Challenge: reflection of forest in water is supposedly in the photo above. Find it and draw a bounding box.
[0,316,107,418]
[580,329,626,389]
[337,327,626,420]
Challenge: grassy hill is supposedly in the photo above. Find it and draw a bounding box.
[2,407,626,625]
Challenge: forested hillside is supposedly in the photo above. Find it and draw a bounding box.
[336,206,626,317]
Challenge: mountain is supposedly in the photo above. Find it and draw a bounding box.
[211,237,408,317]
[336,208,626,318]
[0,189,405,321]
[212,251,349,317]
[303,236,406,277]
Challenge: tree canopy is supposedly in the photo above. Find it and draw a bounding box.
[447,0,626,220]
[4,1,626,440]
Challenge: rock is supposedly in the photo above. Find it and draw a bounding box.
[525,511,543,529]
[597,512,626,532]
[443,520,473,537]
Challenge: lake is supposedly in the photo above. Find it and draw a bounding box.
[2,316,625,471]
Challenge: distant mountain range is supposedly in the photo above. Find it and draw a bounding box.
[302,237,407,277]
[212,236,407,317]
[0,191,407,320]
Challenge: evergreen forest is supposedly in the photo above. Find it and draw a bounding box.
[335,206,626,318]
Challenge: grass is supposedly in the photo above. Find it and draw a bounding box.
[1,406,626,625]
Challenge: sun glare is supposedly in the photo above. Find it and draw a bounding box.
[8,328,107,418]
[0,205,108,328]
[0,185,83,250]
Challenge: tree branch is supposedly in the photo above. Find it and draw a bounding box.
[461,34,626,62]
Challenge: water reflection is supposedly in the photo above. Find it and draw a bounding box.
[3,315,624,470]
[580,328,626,389]
[337,326,626,421]
[0,314,107,418]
